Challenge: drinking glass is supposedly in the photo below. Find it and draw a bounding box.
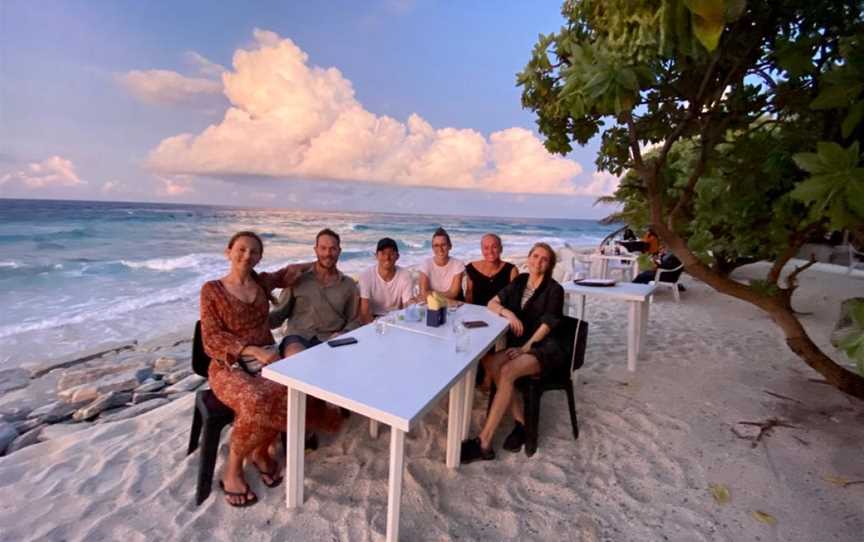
[454,320,470,353]
[374,317,387,335]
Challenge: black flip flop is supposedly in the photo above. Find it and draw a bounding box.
[219,480,258,507]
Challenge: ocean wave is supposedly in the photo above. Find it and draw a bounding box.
[118,253,219,272]
[0,261,20,268]
[0,282,201,339]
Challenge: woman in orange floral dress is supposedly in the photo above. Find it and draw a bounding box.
[200,231,340,507]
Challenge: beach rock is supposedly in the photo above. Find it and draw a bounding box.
[72,392,133,421]
[132,391,166,404]
[40,423,90,441]
[831,298,864,348]
[0,368,30,394]
[164,374,205,394]
[0,422,18,454]
[153,356,180,374]
[56,362,141,391]
[100,398,170,422]
[12,418,42,434]
[58,371,141,403]
[28,400,87,423]
[134,367,154,382]
[24,340,138,378]
[134,379,167,394]
[163,368,192,384]
[0,406,31,423]
[7,426,43,453]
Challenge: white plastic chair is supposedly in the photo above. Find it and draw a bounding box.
[650,263,685,302]
[849,244,864,275]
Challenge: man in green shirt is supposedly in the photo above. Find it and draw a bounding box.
[269,228,360,356]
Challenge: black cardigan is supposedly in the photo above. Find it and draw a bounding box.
[495,273,564,347]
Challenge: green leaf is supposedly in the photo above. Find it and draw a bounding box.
[709,483,731,504]
[751,510,777,525]
[842,102,864,138]
[789,177,830,204]
[847,179,864,217]
[817,142,851,169]
[792,152,826,174]
[811,84,864,110]
[685,0,727,51]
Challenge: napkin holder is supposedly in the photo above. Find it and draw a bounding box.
[426,307,446,327]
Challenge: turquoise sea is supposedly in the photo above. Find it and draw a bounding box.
[0,199,615,366]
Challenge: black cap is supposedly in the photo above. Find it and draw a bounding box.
[376,237,399,253]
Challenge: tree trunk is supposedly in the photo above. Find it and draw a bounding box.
[767,300,864,398]
[653,224,864,401]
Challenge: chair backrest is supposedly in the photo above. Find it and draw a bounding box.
[192,320,212,378]
[557,315,588,373]
[654,263,684,283]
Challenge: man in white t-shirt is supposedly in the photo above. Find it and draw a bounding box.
[419,226,465,300]
[358,237,415,324]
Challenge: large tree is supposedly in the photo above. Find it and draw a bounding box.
[519,0,864,397]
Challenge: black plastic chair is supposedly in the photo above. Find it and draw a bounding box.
[489,316,588,457]
[187,321,235,505]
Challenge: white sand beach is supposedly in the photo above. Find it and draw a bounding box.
[1,263,862,541]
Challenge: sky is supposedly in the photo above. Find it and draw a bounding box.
[0,0,618,219]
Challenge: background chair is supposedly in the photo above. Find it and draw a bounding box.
[849,243,864,275]
[650,263,685,302]
[489,317,588,457]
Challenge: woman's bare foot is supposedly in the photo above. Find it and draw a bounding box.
[250,447,281,487]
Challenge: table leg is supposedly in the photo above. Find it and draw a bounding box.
[579,295,586,321]
[461,364,477,440]
[639,300,649,357]
[446,377,465,469]
[285,387,306,508]
[627,302,638,372]
[369,419,379,439]
[386,428,406,542]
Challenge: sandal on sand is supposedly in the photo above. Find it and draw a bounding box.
[219,480,258,507]
[460,437,496,464]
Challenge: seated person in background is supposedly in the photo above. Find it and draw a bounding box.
[418,227,465,300]
[461,242,566,463]
[642,228,660,255]
[269,228,360,356]
[200,231,341,508]
[358,237,415,324]
[633,251,683,284]
[465,233,518,307]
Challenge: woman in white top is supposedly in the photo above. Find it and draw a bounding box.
[419,227,465,300]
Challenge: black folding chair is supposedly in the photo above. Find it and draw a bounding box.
[489,316,588,457]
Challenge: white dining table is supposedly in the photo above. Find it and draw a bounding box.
[262,303,509,541]
[562,281,656,371]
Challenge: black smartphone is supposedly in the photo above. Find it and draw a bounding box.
[462,320,489,328]
[327,337,358,347]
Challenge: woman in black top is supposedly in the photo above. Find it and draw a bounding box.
[464,233,518,307]
[461,242,565,463]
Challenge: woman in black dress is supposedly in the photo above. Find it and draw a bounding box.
[464,233,519,307]
[461,242,565,462]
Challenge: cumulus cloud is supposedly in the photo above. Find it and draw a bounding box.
[155,174,195,195]
[0,156,85,188]
[183,51,227,77]
[147,29,583,195]
[117,69,222,105]
[573,170,620,197]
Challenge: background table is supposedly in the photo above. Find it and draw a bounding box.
[563,281,655,371]
[263,303,508,541]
